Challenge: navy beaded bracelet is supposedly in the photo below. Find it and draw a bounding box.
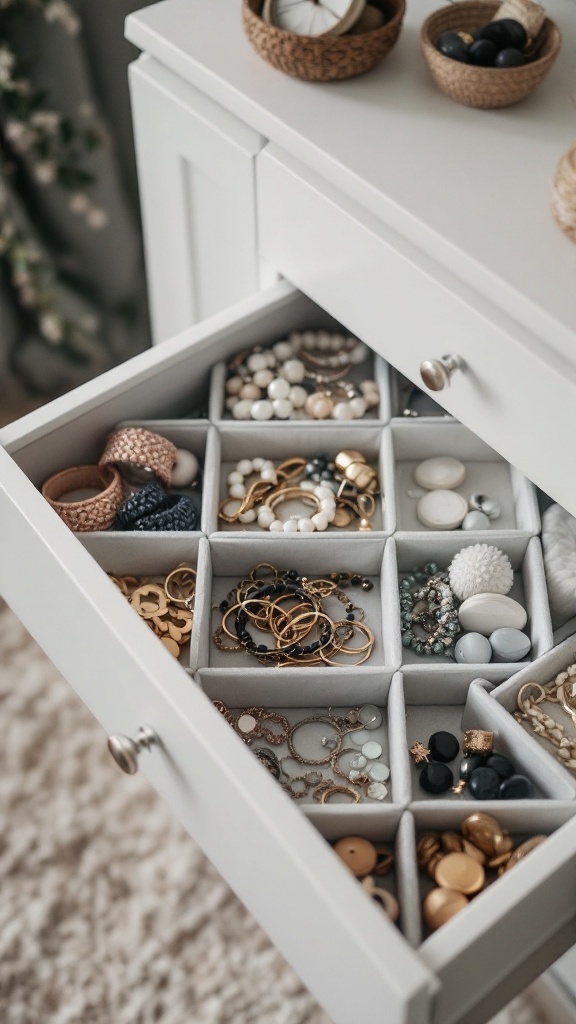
[114,481,199,532]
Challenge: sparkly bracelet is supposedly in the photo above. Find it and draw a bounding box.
[400,563,461,655]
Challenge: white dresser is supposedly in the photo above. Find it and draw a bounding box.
[1,1,576,1022]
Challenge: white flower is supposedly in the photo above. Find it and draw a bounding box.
[44,0,81,35]
[86,206,108,230]
[5,120,26,142]
[68,191,89,214]
[30,110,61,133]
[33,160,57,185]
[40,312,64,344]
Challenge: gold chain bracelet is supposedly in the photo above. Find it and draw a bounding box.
[515,664,576,773]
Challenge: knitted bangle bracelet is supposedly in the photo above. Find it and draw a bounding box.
[131,494,199,532]
[114,481,168,529]
[99,426,177,488]
[115,485,199,532]
[41,464,123,532]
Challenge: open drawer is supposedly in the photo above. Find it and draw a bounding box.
[1,281,576,1024]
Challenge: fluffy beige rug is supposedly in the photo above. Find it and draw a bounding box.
[0,603,550,1024]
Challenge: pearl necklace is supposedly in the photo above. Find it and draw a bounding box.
[225,331,379,421]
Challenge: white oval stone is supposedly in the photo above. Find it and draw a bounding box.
[454,632,493,664]
[236,459,254,476]
[171,449,200,487]
[416,489,468,530]
[458,593,528,636]
[227,470,244,485]
[283,519,299,533]
[489,627,531,662]
[229,483,245,499]
[414,456,466,490]
[238,509,257,524]
[252,457,266,471]
[351,729,370,744]
[269,519,284,532]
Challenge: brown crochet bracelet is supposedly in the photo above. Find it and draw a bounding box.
[41,464,123,532]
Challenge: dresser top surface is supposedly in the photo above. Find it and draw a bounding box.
[126,0,576,365]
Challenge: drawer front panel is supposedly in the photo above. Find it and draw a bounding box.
[257,146,576,517]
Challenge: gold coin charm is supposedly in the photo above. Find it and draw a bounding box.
[435,852,485,895]
[333,836,378,877]
[423,888,469,931]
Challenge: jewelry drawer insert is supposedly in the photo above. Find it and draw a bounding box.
[3,283,576,1024]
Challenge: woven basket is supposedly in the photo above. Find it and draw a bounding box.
[552,142,576,243]
[242,0,406,82]
[420,1,562,109]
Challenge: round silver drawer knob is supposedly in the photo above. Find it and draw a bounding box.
[420,353,462,392]
[107,726,157,775]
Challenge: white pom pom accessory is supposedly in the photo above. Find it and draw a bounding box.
[448,543,514,602]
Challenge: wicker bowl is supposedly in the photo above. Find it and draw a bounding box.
[242,0,406,82]
[420,1,562,109]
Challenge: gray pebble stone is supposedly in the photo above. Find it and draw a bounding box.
[454,632,493,664]
[489,627,531,662]
[462,510,491,531]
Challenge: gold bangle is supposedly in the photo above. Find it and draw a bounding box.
[319,621,375,666]
[164,565,196,608]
